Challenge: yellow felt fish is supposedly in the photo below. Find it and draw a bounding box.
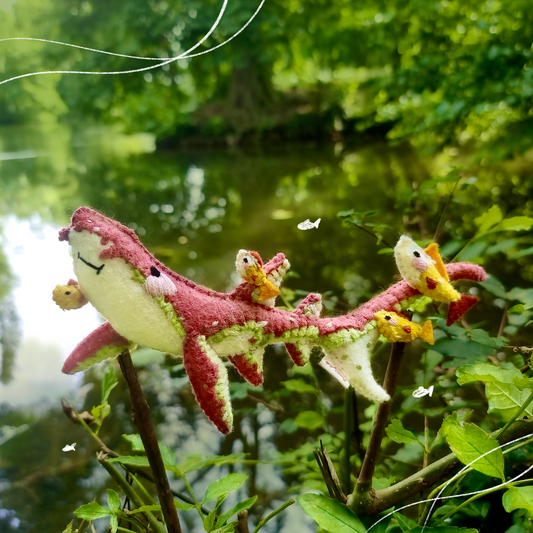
[53,279,88,310]
[235,250,281,302]
[374,310,434,345]
[394,235,478,326]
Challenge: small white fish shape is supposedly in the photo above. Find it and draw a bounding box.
[412,385,434,398]
[62,442,77,452]
[257,321,268,327]
[297,218,321,230]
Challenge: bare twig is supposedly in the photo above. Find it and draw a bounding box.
[433,175,462,243]
[314,441,347,503]
[118,350,182,533]
[237,510,250,533]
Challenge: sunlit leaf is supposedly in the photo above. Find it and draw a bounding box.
[405,528,479,532]
[498,216,533,232]
[297,493,365,533]
[123,434,144,451]
[294,411,324,430]
[282,379,316,394]
[475,205,502,233]
[203,473,248,504]
[74,502,113,520]
[110,515,118,533]
[394,513,417,531]
[508,304,525,314]
[502,486,533,513]
[485,382,533,420]
[441,414,504,480]
[127,504,163,514]
[107,489,121,512]
[456,363,521,386]
[108,456,150,467]
[62,521,73,533]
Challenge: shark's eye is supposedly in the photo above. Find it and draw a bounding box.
[243,258,248,264]
[150,266,161,277]
[385,315,391,320]
[413,251,421,257]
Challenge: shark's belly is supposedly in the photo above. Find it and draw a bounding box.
[70,230,184,356]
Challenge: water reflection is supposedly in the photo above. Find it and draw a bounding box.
[0,123,531,532]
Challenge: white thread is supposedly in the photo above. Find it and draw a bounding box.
[366,431,533,532]
[0,0,265,86]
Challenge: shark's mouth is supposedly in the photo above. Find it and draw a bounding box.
[77,252,105,275]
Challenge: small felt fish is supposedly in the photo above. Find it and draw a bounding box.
[235,250,281,302]
[394,235,479,326]
[374,310,434,345]
[297,218,321,230]
[52,279,88,310]
[62,443,76,452]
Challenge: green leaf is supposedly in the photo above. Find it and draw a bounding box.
[101,365,118,403]
[110,515,118,533]
[108,456,150,467]
[107,489,121,512]
[394,513,418,531]
[456,363,521,387]
[513,376,533,390]
[174,501,195,511]
[281,379,316,394]
[62,521,74,533]
[502,486,533,513]
[294,411,324,430]
[204,509,217,531]
[216,496,258,527]
[177,454,208,474]
[475,205,502,233]
[377,247,394,255]
[127,504,163,514]
[74,502,113,520]
[203,473,248,504]
[297,493,365,533]
[385,419,422,447]
[485,382,533,420]
[498,216,533,232]
[467,329,508,349]
[159,443,176,467]
[478,276,508,299]
[441,414,504,480]
[406,526,478,533]
[123,433,144,451]
[508,304,525,314]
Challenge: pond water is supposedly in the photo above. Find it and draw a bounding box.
[0,123,529,532]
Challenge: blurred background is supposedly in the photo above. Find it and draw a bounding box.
[0,0,533,531]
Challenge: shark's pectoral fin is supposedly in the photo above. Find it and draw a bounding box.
[62,322,132,374]
[228,345,265,387]
[285,341,312,366]
[320,329,390,403]
[183,334,233,434]
[446,294,479,326]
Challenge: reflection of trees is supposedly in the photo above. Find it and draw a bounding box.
[0,297,21,384]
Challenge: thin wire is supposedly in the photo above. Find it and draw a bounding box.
[0,0,265,86]
[366,431,533,532]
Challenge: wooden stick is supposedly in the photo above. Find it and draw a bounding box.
[118,350,182,533]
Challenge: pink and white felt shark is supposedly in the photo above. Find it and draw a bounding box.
[58,207,487,434]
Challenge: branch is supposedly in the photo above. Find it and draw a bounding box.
[118,350,183,533]
[348,340,407,513]
[368,418,533,514]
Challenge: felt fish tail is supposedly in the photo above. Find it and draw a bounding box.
[446,294,479,326]
[419,320,435,345]
[257,279,281,301]
[183,335,233,434]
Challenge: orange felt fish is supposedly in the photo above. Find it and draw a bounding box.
[235,250,281,302]
[394,235,479,326]
[374,310,434,344]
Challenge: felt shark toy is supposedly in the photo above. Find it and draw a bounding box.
[58,207,487,433]
[394,235,479,326]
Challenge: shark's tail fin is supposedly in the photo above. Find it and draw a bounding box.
[183,334,233,434]
[447,294,479,326]
[228,346,265,387]
[419,320,434,345]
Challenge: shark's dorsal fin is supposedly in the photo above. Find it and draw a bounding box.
[424,243,449,281]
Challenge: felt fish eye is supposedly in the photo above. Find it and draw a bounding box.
[413,251,421,258]
[243,258,248,264]
[150,266,161,277]
[65,291,71,295]
[385,315,391,320]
